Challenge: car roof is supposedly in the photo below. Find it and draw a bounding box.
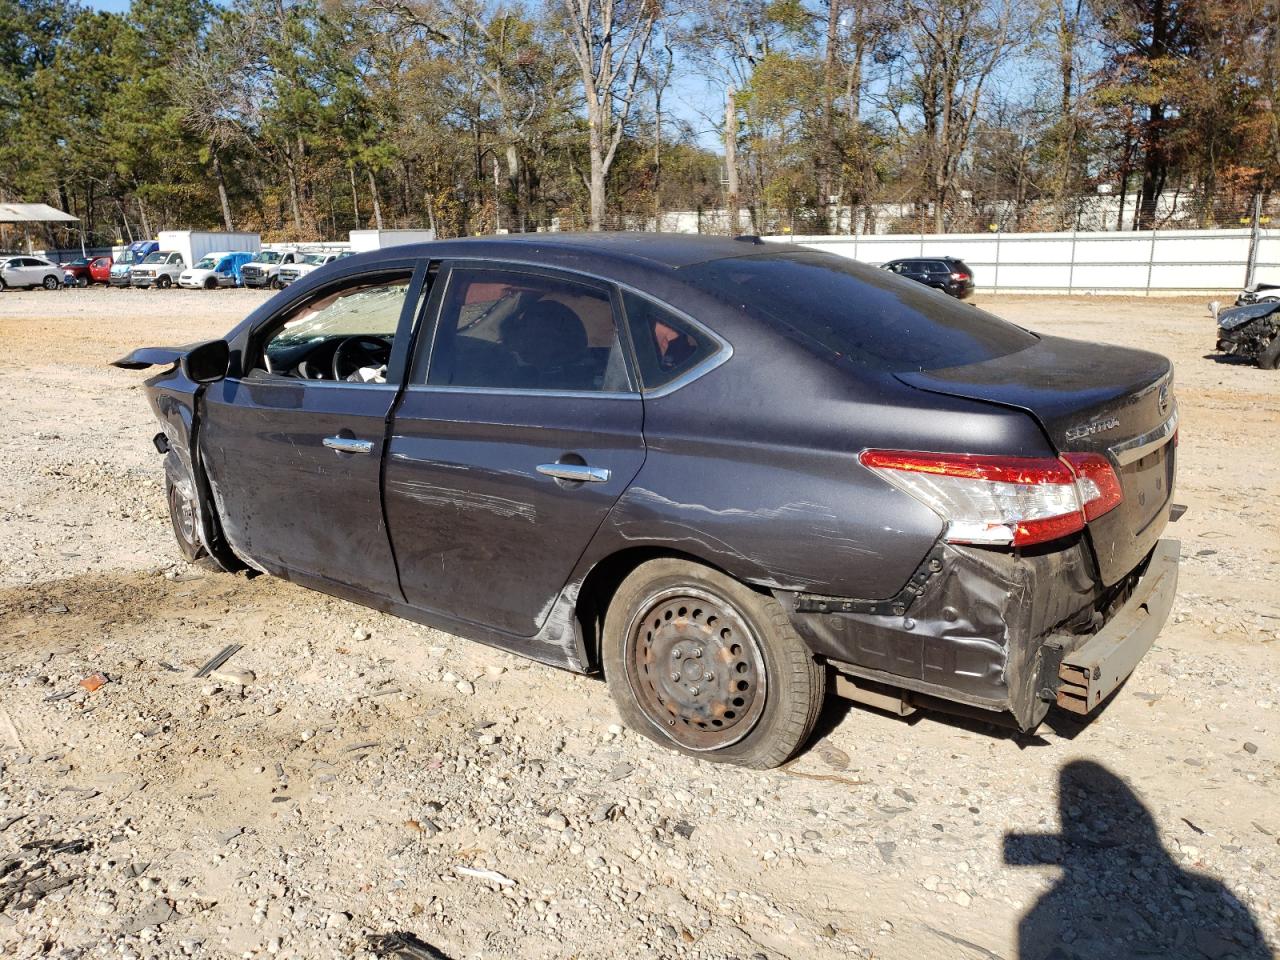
[359,232,776,271]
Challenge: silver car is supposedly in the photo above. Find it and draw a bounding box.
[0,256,63,290]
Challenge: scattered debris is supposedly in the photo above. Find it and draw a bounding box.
[78,673,109,693]
[210,667,254,686]
[453,866,515,887]
[194,643,243,679]
[367,931,453,959]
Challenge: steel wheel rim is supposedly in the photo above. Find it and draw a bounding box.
[624,586,767,751]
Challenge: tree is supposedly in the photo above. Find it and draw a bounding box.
[558,0,659,229]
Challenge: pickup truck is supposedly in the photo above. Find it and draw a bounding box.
[130,250,187,289]
[278,251,353,287]
[62,256,113,287]
[240,250,303,289]
[109,241,159,287]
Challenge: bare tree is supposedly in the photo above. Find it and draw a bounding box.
[559,0,659,229]
[896,0,1034,231]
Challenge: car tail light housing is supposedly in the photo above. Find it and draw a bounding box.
[859,449,1123,547]
[950,272,969,281]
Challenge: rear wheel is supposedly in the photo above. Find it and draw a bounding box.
[166,480,206,562]
[602,558,825,768]
[1259,336,1280,371]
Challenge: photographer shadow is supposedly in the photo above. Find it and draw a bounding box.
[1005,760,1270,960]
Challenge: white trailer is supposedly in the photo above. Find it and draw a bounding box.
[132,231,260,288]
[348,229,435,252]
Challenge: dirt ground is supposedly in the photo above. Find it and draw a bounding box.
[0,286,1277,960]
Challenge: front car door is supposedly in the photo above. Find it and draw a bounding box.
[200,261,429,597]
[384,261,646,638]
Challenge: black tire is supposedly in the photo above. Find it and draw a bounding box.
[0,277,6,291]
[602,558,826,769]
[204,276,217,290]
[43,274,59,290]
[270,276,283,290]
[166,480,206,562]
[1259,336,1280,371]
[156,275,172,289]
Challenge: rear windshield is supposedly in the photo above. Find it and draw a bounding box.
[680,250,1034,372]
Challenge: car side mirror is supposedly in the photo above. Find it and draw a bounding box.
[182,339,230,384]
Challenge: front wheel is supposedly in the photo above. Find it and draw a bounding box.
[156,275,172,289]
[166,480,206,562]
[270,276,283,290]
[602,558,826,768]
[43,275,60,290]
[1259,336,1280,371]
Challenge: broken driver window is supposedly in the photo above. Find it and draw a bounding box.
[251,273,412,383]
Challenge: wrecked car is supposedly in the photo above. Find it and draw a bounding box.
[113,234,1181,768]
[1214,300,1280,369]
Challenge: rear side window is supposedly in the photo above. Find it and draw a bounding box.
[424,267,632,393]
[681,251,1035,373]
[621,290,721,390]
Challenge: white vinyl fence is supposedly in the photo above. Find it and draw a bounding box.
[764,228,1280,296]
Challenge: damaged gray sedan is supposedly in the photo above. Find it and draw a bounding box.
[114,234,1182,768]
[1215,300,1280,369]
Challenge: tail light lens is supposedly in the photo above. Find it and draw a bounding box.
[859,449,1123,547]
[950,272,970,281]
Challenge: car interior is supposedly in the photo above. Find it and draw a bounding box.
[255,276,412,383]
[426,271,631,392]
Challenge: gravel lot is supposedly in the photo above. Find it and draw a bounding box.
[0,286,1277,960]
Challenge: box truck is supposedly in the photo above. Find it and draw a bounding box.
[130,231,260,289]
[348,229,435,253]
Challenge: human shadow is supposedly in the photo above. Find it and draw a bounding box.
[1005,760,1271,959]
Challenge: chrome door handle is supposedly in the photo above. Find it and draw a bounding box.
[536,463,610,483]
[323,436,374,455]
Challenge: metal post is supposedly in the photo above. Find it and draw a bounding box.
[992,229,1001,293]
[1145,228,1157,297]
[1067,226,1077,296]
[1244,193,1262,290]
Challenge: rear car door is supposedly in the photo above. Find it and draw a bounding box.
[199,262,429,597]
[384,261,646,637]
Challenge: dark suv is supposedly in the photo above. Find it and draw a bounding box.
[882,256,975,299]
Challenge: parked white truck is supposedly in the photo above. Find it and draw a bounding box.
[239,249,305,290]
[130,231,260,289]
[277,250,353,287]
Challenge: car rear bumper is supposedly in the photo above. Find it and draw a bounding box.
[781,535,1179,730]
[1055,538,1178,715]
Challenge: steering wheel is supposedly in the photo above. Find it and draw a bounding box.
[332,336,392,382]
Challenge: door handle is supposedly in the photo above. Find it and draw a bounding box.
[323,436,374,455]
[536,463,610,483]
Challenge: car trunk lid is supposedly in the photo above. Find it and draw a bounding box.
[897,335,1176,586]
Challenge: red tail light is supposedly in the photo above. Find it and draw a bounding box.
[859,449,1123,548]
[950,272,970,281]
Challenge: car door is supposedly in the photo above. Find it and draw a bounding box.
[384,261,646,638]
[20,258,45,285]
[199,261,430,597]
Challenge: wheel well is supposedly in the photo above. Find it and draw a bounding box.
[574,546,751,672]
